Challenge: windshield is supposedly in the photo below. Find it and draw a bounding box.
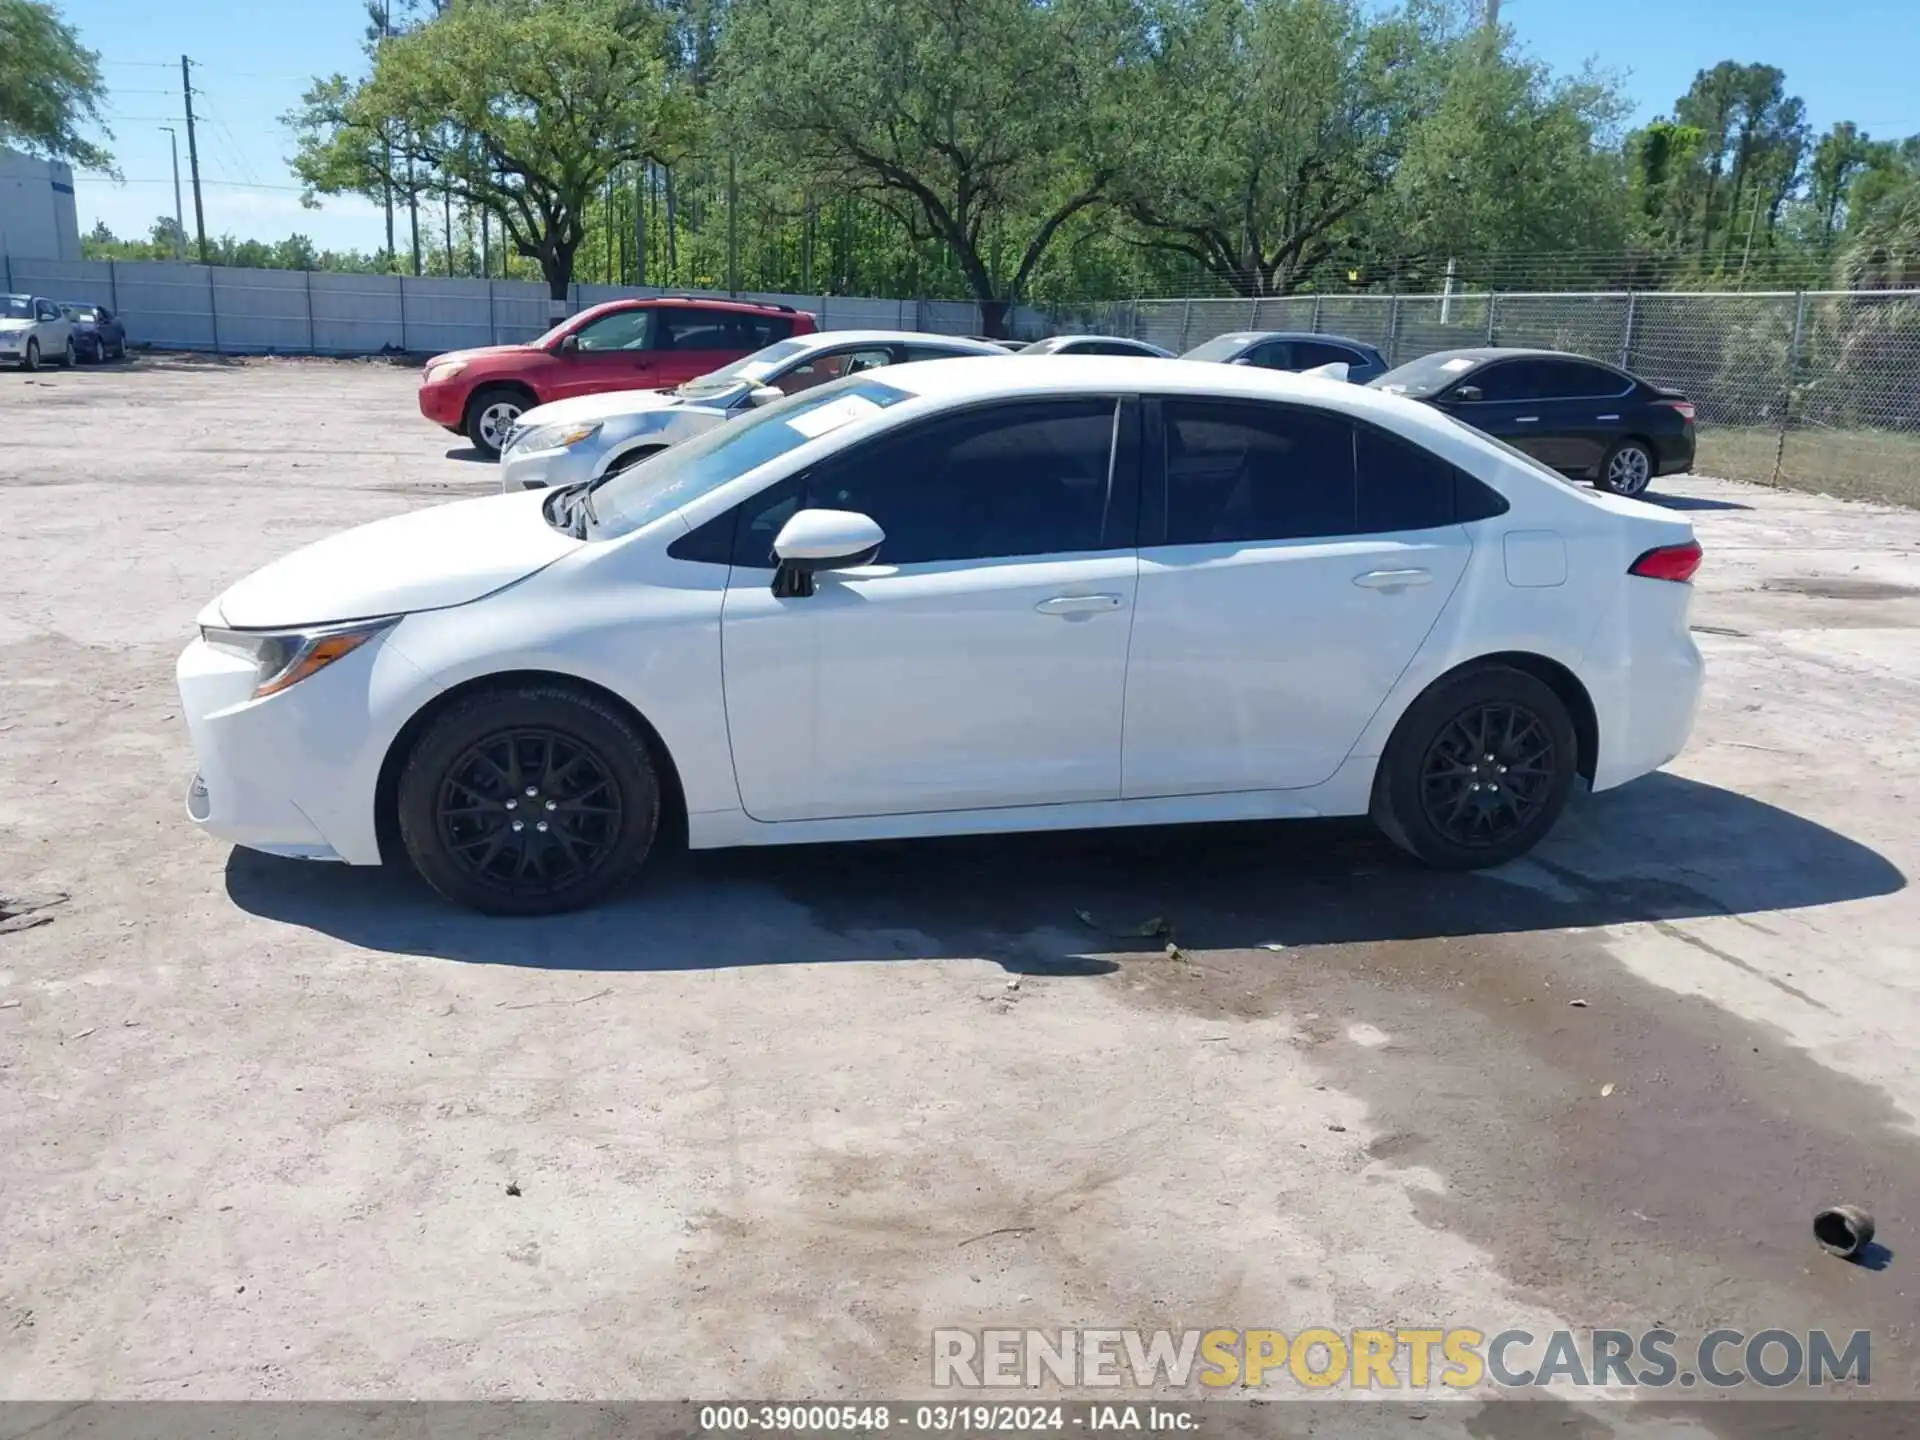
[589,375,914,539]
[1,295,32,320]
[1180,334,1258,362]
[63,305,99,322]
[1370,352,1485,398]
[674,338,810,398]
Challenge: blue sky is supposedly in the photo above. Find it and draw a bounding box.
[62,0,1920,256]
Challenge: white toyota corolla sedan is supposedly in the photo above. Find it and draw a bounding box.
[178,358,1704,915]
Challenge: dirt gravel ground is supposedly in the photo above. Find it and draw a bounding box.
[2,358,1917,1429]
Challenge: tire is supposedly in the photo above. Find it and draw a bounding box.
[1596,438,1655,498]
[465,387,528,457]
[62,337,76,368]
[21,338,40,373]
[397,685,661,915]
[110,337,126,361]
[1371,665,1578,870]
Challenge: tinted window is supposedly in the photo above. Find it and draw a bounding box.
[574,309,653,352]
[1533,358,1632,398]
[37,300,59,321]
[1244,341,1293,369]
[903,343,989,363]
[1161,400,1355,544]
[1467,361,1550,403]
[655,308,791,351]
[1295,341,1365,370]
[1355,425,1457,532]
[736,399,1122,567]
[1180,334,1261,363]
[773,346,893,396]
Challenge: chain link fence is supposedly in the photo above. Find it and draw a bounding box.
[1125,289,1920,507]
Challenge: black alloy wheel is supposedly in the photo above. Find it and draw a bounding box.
[1416,700,1557,850]
[1371,665,1578,870]
[435,728,623,897]
[397,685,661,914]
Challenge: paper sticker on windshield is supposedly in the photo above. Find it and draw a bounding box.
[1441,357,1477,372]
[786,393,882,439]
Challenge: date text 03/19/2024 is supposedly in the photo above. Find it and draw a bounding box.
[694,1405,1196,1433]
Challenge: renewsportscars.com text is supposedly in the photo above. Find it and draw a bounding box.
[930,1327,1871,1391]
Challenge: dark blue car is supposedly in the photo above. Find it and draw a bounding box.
[59,302,127,363]
[1180,330,1388,383]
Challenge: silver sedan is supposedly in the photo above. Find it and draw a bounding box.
[497,331,1008,493]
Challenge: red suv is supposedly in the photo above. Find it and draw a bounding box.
[418,297,818,455]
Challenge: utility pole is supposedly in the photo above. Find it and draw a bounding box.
[180,56,209,264]
[158,126,186,259]
[1484,0,1499,26]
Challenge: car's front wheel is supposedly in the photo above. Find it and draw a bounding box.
[21,338,40,372]
[1371,665,1578,870]
[1597,439,1655,498]
[397,685,661,915]
[465,387,527,457]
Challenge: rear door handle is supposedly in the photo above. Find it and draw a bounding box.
[1353,569,1433,590]
[1514,415,1540,423]
[1596,413,1620,421]
[1035,593,1123,615]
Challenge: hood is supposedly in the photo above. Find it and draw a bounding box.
[0,319,33,334]
[208,488,579,630]
[515,387,691,431]
[426,343,536,368]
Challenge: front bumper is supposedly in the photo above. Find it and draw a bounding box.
[418,380,465,426]
[498,442,597,493]
[176,630,428,865]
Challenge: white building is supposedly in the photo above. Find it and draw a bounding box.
[1,147,83,264]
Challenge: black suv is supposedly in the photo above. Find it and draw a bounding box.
[1369,348,1695,497]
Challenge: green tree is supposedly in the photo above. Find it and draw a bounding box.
[0,0,113,171]
[1672,62,1807,264]
[289,0,690,298]
[1807,122,1876,246]
[719,0,1141,333]
[1108,0,1428,298]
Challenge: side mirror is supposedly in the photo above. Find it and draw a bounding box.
[1229,355,1255,366]
[1449,384,1483,404]
[770,509,886,598]
[748,385,784,408]
[558,333,580,355]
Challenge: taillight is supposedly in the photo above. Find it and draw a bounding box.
[1630,540,1702,583]
[1659,398,1697,422]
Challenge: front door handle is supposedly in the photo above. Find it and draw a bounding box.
[1514,415,1541,423]
[1035,593,1123,615]
[1353,569,1433,590]
[1596,413,1620,421]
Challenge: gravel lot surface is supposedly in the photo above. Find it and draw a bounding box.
[2,358,1916,1431]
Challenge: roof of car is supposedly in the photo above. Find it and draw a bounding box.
[1392,347,1594,366]
[869,355,1438,424]
[578,295,811,319]
[783,330,1006,353]
[1029,334,1171,351]
[1208,330,1384,351]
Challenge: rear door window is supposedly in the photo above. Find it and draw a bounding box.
[1464,361,1549,403]
[1159,400,1356,544]
[1531,358,1634,399]
[1294,340,1365,370]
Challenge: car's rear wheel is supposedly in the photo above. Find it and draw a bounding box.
[397,686,661,915]
[21,338,40,372]
[1597,439,1655,498]
[465,387,527,457]
[1371,665,1577,870]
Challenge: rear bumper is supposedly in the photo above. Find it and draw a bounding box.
[1659,427,1698,475]
[1587,579,1704,791]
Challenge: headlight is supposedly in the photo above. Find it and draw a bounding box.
[200,617,397,699]
[510,421,602,454]
[424,359,468,384]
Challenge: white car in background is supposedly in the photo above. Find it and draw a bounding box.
[497,330,1007,493]
[178,357,1704,915]
[0,294,76,371]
